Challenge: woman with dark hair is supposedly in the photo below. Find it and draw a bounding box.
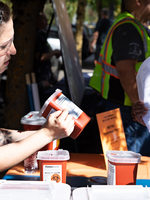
[0,1,74,172]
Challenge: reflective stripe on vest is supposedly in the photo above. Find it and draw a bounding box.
[97,55,119,78]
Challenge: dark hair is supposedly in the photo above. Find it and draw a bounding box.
[121,0,133,13]
[0,1,11,25]
[101,8,109,16]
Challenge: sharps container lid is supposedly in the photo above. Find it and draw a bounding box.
[37,149,70,161]
[106,150,141,164]
[20,111,46,126]
[38,89,62,118]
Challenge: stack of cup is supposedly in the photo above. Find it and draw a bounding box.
[21,111,60,173]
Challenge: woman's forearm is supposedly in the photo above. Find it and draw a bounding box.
[0,128,36,145]
[0,110,74,171]
[0,128,51,171]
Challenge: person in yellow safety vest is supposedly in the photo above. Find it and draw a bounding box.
[89,0,150,156]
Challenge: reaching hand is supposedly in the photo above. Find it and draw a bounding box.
[131,101,148,126]
[43,109,74,140]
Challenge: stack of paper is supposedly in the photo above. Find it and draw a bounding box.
[0,180,71,200]
[136,57,150,131]
[72,185,150,200]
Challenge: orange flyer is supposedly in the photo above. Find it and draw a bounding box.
[96,108,127,168]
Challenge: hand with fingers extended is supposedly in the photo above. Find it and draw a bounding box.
[131,101,148,126]
[43,109,75,140]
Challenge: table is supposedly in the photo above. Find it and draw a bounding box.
[3,153,150,186]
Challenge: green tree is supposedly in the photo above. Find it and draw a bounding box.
[71,0,121,61]
[75,0,87,63]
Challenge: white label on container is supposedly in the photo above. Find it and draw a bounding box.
[43,165,62,183]
[55,94,82,119]
[107,162,116,185]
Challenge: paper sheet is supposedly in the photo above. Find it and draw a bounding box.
[136,57,150,131]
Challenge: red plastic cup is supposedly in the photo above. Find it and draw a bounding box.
[21,111,46,131]
[21,111,60,151]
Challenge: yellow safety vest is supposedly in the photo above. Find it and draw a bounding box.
[89,12,150,106]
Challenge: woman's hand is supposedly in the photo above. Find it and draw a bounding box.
[43,109,74,140]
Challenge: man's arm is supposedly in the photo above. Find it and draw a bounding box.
[112,23,145,100]
[116,59,149,126]
[90,31,99,52]
[115,59,139,104]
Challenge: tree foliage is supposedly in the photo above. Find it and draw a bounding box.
[65,0,122,25]
[0,0,12,8]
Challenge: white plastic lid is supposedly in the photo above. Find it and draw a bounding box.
[106,150,141,164]
[0,180,71,200]
[20,111,46,126]
[39,89,62,117]
[37,149,70,161]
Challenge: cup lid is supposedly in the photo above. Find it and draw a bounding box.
[38,89,62,118]
[20,111,46,126]
[106,150,141,163]
[37,149,70,161]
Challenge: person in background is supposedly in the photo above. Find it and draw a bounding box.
[90,8,111,62]
[89,0,150,156]
[0,2,74,172]
[34,12,61,103]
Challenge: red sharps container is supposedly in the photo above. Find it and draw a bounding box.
[106,150,141,185]
[37,149,70,183]
[21,111,60,173]
[39,89,91,139]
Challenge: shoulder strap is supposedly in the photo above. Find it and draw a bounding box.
[103,17,146,60]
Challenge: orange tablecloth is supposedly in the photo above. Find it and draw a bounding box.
[5,153,150,179]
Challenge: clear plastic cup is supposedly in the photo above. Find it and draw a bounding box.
[23,152,37,173]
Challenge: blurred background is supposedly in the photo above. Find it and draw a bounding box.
[0,0,122,152]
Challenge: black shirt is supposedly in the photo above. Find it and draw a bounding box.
[95,18,111,47]
[108,23,146,104]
